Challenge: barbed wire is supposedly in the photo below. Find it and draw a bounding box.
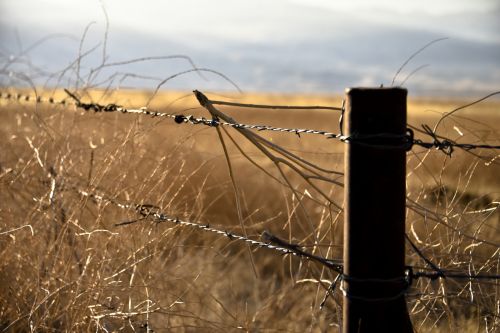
[1,88,499,272]
[69,184,344,273]
[405,234,500,284]
[0,89,347,140]
[2,83,499,306]
[66,183,500,286]
[411,269,500,281]
[1,88,499,155]
[3,88,500,279]
[412,124,500,156]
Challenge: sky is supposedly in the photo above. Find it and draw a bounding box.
[1,0,499,96]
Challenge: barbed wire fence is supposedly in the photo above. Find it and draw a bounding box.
[2,88,500,154]
[1,88,499,272]
[1,14,499,329]
[1,74,499,331]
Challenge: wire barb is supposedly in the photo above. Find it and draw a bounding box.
[320,273,342,309]
[412,124,500,156]
[405,234,445,279]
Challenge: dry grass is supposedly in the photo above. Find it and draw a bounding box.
[0,89,499,332]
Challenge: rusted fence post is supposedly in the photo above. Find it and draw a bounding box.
[343,87,413,332]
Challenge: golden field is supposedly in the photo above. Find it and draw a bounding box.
[0,88,499,332]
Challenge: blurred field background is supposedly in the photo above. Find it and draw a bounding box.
[0,88,498,332]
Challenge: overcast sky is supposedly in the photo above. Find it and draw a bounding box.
[1,0,499,96]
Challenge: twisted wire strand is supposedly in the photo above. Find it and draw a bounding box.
[1,89,499,154]
[0,89,346,140]
[71,185,343,273]
[72,185,500,285]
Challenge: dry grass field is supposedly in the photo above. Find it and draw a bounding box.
[0,88,499,332]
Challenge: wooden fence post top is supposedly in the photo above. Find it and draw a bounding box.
[345,86,408,93]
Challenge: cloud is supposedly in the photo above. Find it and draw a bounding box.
[1,0,498,96]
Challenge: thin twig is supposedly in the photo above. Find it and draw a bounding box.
[391,37,448,86]
[209,99,342,111]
